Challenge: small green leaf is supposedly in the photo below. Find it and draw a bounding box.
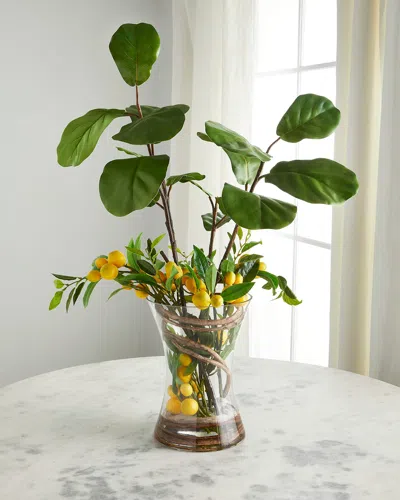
[57,109,125,167]
[204,121,271,162]
[166,172,205,186]
[264,158,359,204]
[277,93,341,143]
[151,233,166,248]
[54,279,64,289]
[123,273,158,286]
[73,282,85,305]
[221,282,254,301]
[112,106,186,145]
[137,260,156,275]
[237,227,243,240]
[238,254,263,263]
[278,276,288,290]
[182,264,201,291]
[282,291,302,306]
[205,264,217,294]
[83,282,97,308]
[222,183,297,230]
[201,211,230,231]
[258,271,279,289]
[66,288,75,313]
[241,261,260,283]
[116,147,142,157]
[109,23,160,86]
[108,288,125,301]
[125,247,144,256]
[184,361,198,376]
[241,241,262,253]
[52,274,77,281]
[193,246,209,282]
[49,291,63,310]
[221,260,235,274]
[165,267,178,291]
[197,131,212,142]
[224,149,261,185]
[99,155,169,217]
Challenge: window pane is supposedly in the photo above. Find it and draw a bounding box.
[300,66,336,101]
[302,0,337,66]
[256,0,299,72]
[294,243,331,366]
[250,235,294,360]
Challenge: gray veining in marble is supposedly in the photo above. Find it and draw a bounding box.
[1,357,400,499]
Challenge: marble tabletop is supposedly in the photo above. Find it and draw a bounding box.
[1,357,400,499]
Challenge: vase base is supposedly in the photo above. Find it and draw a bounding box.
[154,413,245,452]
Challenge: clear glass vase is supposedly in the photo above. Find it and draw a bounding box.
[149,298,251,452]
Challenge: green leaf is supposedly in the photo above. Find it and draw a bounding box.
[83,282,97,308]
[237,226,243,240]
[151,233,166,248]
[126,104,189,121]
[123,273,158,286]
[221,260,235,274]
[282,291,302,306]
[116,147,142,157]
[52,274,77,281]
[224,149,261,185]
[204,121,271,162]
[238,254,263,263]
[277,93,341,143]
[205,264,217,294]
[108,288,125,301]
[241,241,262,253]
[258,271,279,289]
[221,282,254,301]
[183,264,201,291]
[112,106,186,145]
[278,276,288,290]
[241,261,260,283]
[49,291,63,310]
[166,172,205,186]
[99,155,169,216]
[165,267,178,291]
[137,260,156,275]
[201,210,230,231]
[57,109,125,167]
[65,288,75,313]
[109,23,160,86]
[193,246,209,282]
[126,237,141,271]
[73,282,85,305]
[264,158,359,204]
[222,183,297,230]
[125,247,144,256]
[54,279,64,289]
[184,361,198,376]
[197,131,213,142]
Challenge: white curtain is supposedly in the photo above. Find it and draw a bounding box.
[331,0,400,384]
[170,0,256,354]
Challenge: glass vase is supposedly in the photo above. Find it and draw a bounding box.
[149,299,251,452]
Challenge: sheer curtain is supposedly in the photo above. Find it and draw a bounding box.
[331,0,400,385]
[170,0,256,353]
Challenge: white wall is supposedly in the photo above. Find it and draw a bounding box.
[0,0,172,386]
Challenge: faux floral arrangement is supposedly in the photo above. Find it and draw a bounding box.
[50,23,358,451]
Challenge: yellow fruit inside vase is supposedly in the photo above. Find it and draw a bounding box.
[179,354,192,367]
[86,270,101,283]
[192,291,211,310]
[210,294,223,308]
[224,271,236,286]
[95,257,108,269]
[100,264,118,280]
[167,385,178,398]
[135,284,149,299]
[181,398,199,416]
[180,383,193,397]
[108,250,126,268]
[177,365,192,383]
[166,398,181,414]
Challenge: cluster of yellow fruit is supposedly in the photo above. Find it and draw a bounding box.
[165,354,199,416]
[86,250,126,282]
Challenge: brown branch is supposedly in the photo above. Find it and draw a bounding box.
[160,250,169,263]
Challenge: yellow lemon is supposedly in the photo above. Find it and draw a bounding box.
[179,353,192,367]
[182,268,189,275]
[181,398,199,416]
[95,257,108,269]
[167,385,178,398]
[87,270,101,283]
[259,262,267,272]
[108,250,126,268]
[181,275,190,286]
[180,383,193,397]
[135,284,149,299]
[198,280,206,291]
[166,398,181,414]
[224,271,236,286]
[100,264,119,280]
[171,283,177,292]
[185,277,197,294]
[155,271,166,283]
[192,291,211,310]
[211,294,224,308]
[165,262,183,279]
[234,273,243,284]
[177,365,192,383]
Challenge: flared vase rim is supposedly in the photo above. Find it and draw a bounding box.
[146,295,253,310]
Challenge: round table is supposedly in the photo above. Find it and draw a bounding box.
[1,357,400,499]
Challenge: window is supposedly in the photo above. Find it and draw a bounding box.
[250,0,337,366]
